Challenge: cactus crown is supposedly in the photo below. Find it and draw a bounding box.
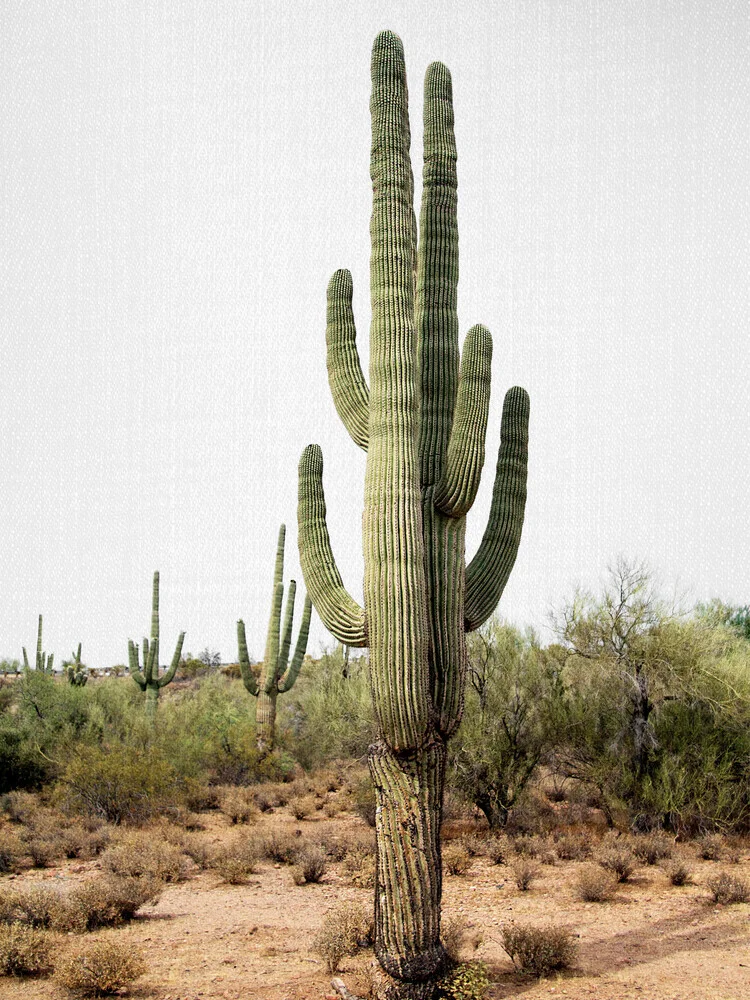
[129,571,185,705]
[237,523,313,698]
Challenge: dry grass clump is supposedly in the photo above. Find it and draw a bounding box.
[63,876,162,931]
[0,829,23,873]
[596,846,637,883]
[102,833,189,882]
[1,885,64,928]
[443,843,472,876]
[554,833,592,861]
[485,835,512,866]
[441,915,483,963]
[663,860,692,886]
[211,839,261,885]
[313,901,372,973]
[696,834,724,861]
[574,865,618,902]
[288,795,317,821]
[260,828,302,865]
[181,832,213,869]
[292,844,327,884]
[219,787,258,825]
[511,858,540,891]
[54,940,147,996]
[632,832,674,865]
[0,923,55,976]
[501,922,577,977]
[706,872,750,904]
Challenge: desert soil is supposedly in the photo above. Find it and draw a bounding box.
[2,806,749,1000]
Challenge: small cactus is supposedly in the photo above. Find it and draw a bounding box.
[66,644,87,686]
[22,615,54,673]
[129,572,184,714]
[237,524,312,753]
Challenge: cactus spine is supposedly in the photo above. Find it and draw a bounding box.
[129,572,185,713]
[23,615,54,673]
[297,32,529,993]
[237,524,312,753]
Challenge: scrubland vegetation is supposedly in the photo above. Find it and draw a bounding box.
[0,563,749,997]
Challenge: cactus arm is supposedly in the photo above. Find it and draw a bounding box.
[417,60,459,490]
[36,615,43,671]
[326,269,370,451]
[274,578,297,690]
[157,631,185,687]
[74,643,81,665]
[465,385,530,632]
[297,444,368,647]
[142,637,153,684]
[237,619,259,696]
[434,323,493,518]
[22,648,29,669]
[47,654,54,672]
[260,581,284,694]
[129,640,147,690]
[272,524,286,588]
[278,594,312,692]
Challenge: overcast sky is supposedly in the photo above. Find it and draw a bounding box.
[1,1,748,668]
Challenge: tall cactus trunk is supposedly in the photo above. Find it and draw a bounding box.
[369,740,446,986]
[255,688,278,752]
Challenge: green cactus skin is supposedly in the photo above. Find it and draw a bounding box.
[297,32,529,991]
[129,572,185,714]
[22,615,54,673]
[66,643,87,686]
[237,524,312,753]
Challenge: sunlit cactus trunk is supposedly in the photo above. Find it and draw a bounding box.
[237,524,312,754]
[298,31,529,997]
[129,571,185,715]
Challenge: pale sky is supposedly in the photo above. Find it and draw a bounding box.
[2,1,748,668]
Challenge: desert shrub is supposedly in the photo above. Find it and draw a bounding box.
[554,833,591,861]
[501,923,577,977]
[58,824,93,859]
[2,791,40,824]
[597,847,637,883]
[351,776,377,827]
[0,829,23,873]
[313,901,372,973]
[697,834,724,861]
[211,839,261,884]
[342,845,376,888]
[181,832,213,869]
[260,829,302,865]
[485,835,511,866]
[314,826,349,861]
[460,834,488,858]
[438,960,491,1000]
[54,940,147,996]
[3,885,64,928]
[219,787,257,825]
[443,843,472,876]
[288,795,316,821]
[511,858,540,891]
[706,872,749,904]
[632,832,674,865]
[574,866,617,902]
[60,875,162,931]
[292,844,327,884]
[60,743,179,824]
[441,915,483,964]
[664,860,692,886]
[25,835,61,868]
[102,833,189,882]
[0,923,54,976]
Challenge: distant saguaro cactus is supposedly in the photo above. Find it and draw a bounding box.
[297,32,529,995]
[237,524,312,753]
[23,615,54,674]
[129,572,185,714]
[66,643,87,686]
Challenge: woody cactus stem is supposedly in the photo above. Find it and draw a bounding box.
[23,615,54,673]
[129,571,185,714]
[237,524,312,753]
[67,643,87,686]
[298,32,529,995]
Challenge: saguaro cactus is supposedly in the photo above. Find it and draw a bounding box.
[23,615,54,673]
[237,524,312,753]
[66,643,87,686]
[298,32,529,995]
[129,571,185,713]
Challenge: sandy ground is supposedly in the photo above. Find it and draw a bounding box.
[2,806,749,1000]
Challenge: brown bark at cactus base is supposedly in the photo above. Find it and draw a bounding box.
[255,687,277,753]
[368,736,449,998]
